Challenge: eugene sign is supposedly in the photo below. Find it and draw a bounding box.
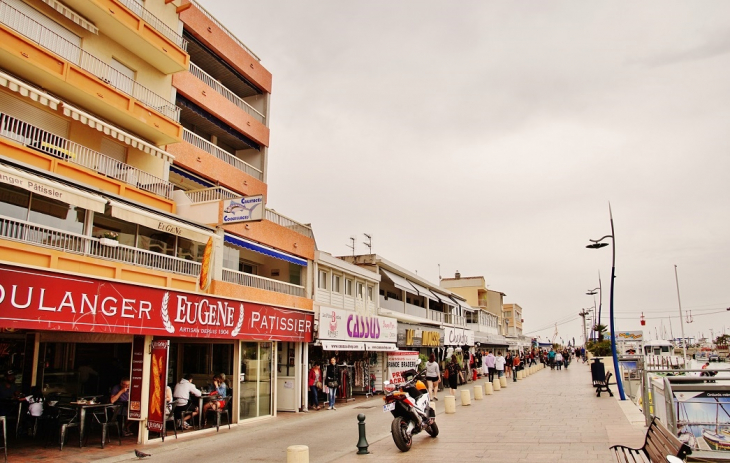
[0,264,313,342]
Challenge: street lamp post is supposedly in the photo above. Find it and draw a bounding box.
[586,204,626,400]
[587,275,602,340]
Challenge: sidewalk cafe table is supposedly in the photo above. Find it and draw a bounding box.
[70,401,110,447]
[197,394,217,429]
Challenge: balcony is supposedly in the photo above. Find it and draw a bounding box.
[222,268,305,298]
[265,209,314,240]
[444,313,466,327]
[182,128,263,180]
[187,0,259,62]
[61,0,189,73]
[0,215,200,277]
[0,1,181,144]
[189,63,264,124]
[0,112,174,199]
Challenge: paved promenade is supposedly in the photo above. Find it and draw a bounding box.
[10,360,645,462]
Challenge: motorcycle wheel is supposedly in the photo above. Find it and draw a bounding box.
[391,416,412,452]
[426,421,439,437]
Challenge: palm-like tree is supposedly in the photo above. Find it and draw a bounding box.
[593,324,608,342]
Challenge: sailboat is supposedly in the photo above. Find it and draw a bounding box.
[701,398,730,451]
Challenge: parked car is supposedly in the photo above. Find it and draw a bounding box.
[709,353,720,362]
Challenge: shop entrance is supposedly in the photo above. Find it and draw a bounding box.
[167,341,234,392]
[240,342,272,421]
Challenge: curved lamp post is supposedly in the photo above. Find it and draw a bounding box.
[586,204,626,400]
[587,276,602,340]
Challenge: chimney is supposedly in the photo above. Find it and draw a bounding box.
[455,271,461,279]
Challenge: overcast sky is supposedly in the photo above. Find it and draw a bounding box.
[206,1,730,345]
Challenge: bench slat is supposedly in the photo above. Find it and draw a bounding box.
[612,417,690,463]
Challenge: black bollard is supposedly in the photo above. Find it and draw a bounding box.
[356,413,370,455]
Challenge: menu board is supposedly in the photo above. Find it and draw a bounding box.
[128,336,145,420]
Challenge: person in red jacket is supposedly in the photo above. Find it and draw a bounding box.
[308,364,322,410]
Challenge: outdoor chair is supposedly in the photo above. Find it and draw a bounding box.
[204,396,231,432]
[161,403,177,441]
[56,406,79,451]
[90,404,122,449]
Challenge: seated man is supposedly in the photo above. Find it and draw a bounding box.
[110,378,134,436]
[173,374,202,430]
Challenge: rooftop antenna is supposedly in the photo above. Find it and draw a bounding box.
[363,233,372,253]
[346,236,355,256]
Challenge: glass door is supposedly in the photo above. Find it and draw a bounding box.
[240,342,273,420]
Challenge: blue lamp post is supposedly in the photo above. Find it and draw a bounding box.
[586,204,626,400]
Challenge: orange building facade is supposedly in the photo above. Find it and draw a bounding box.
[0,0,315,443]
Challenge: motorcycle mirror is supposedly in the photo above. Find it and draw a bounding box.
[383,380,390,386]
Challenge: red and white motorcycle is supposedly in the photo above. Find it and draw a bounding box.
[382,360,438,452]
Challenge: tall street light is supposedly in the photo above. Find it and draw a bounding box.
[586,204,626,400]
[587,272,603,338]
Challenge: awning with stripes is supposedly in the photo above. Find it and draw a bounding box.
[39,0,98,34]
[61,104,174,163]
[0,71,60,110]
[108,199,214,243]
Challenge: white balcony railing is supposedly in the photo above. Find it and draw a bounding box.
[0,113,174,199]
[0,1,180,121]
[429,310,444,324]
[188,0,260,62]
[184,186,239,203]
[182,129,263,180]
[444,313,466,327]
[222,268,305,297]
[117,0,188,51]
[0,216,201,277]
[189,63,264,123]
[265,209,314,239]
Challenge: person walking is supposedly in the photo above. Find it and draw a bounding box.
[495,351,506,380]
[548,348,556,369]
[325,357,340,410]
[425,354,441,401]
[484,350,496,383]
[555,351,563,371]
[505,352,512,378]
[446,355,460,396]
[512,353,520,382]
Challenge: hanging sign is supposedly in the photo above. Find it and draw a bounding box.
[147,340,170,433]
[616,331,643,341]
[222,195,264,223]
[128,336,145,420]
[386,351,419,386]
[318,307,397,343]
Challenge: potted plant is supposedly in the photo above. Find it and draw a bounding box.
[99,232,119,247]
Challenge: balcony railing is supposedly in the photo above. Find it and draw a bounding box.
[0,216,201,277]
[0,1,180,121]
[184,186,238,203]
[222,268,305,297]
[429,310,444,324]
[444,313,466,327]
[188,0,260,62]
[189,63,264,123]
[182,129,263,180]
[265,209,314,239]
[117,0,188,51]
[0,113,174,199]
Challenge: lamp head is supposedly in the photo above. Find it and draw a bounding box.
[586,242,609,249]
[586,291,597,295]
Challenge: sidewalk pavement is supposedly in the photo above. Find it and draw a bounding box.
[8,361,646,462]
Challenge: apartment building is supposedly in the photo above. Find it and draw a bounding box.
[0,0,315,442]
[503,303,523,336]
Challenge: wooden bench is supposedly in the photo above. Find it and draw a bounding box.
[595,371,614,397]
[610,416,691,463]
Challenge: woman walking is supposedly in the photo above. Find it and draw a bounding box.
[308,364,322,410]
[446,355,460,396]
[425,354,441,401]
[325,357,340,410]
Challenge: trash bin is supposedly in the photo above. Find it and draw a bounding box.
[590,358,606,383]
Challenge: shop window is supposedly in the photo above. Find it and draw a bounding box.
[345,279,353,296]
[92,213,137,247]
[240,342,272,421]
[318,270,327,289]
[177,236,204,262]
[356,282,363,299]
[332,274,341,293]
[138,225,176,256]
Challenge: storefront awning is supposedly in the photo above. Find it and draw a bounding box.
[452,297,476,312]
[108,199,214,243]
[224,233,307,266]
[40,0,98,34]
[0,70,60,110]
[0,162,106,212]
[408,281,437,302]
[321,340,364,351]
[61,104,174,163]
[380,268,416,295]
[365,342,398,352]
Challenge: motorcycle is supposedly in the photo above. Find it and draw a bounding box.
[382,360,438,452]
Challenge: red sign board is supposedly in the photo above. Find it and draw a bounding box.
[129,336,144,420]
[147,340,169,433]
[0,264,313,342]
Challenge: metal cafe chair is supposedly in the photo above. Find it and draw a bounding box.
[56,406,80,451]
[204,396,231,432]
[0,415,7,462]
[161,403,177,442]
[90,404,122,449]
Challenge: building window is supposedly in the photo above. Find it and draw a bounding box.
[345,279,353,296]
[356,282,363,299]
[319,270,327,290]
[332,275,341,293]
[367,286,373,301]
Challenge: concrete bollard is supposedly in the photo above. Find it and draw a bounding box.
[518,370,524,380]
[461,389,471,406]
[492,378,501,391]
[484,382,493,395]
[444,395,456,414]
[473,385,483,400]
[287,445,309,463]
[499,376,507,388]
